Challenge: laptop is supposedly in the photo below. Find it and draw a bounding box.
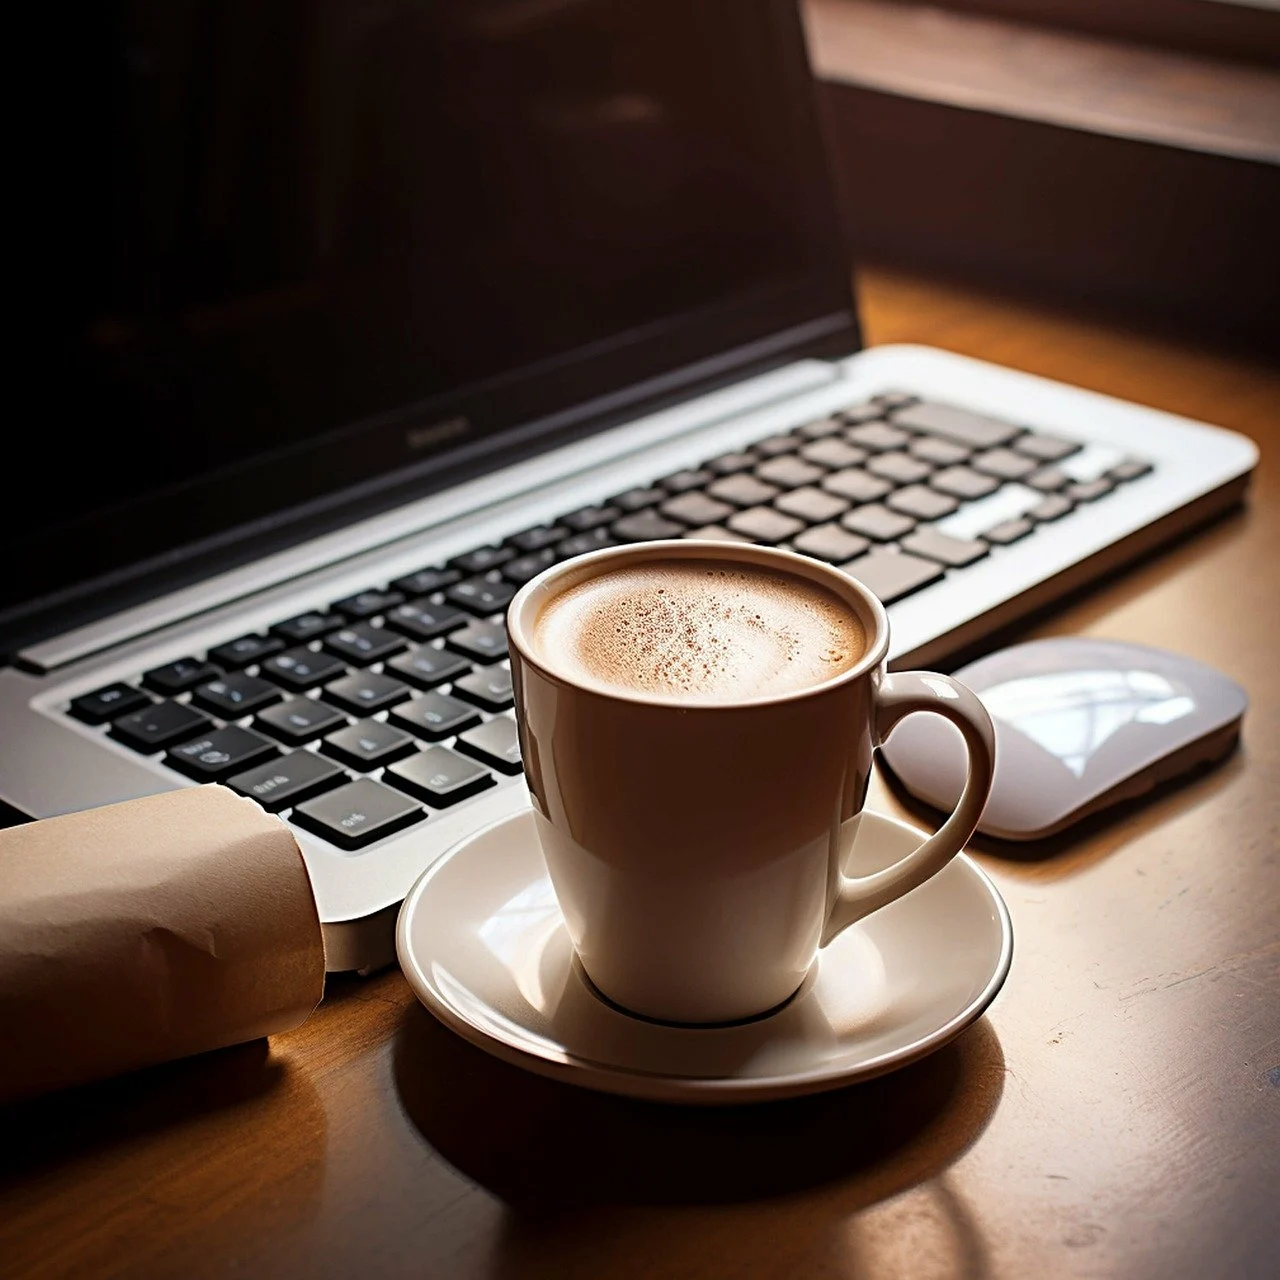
[1,0,1256,972]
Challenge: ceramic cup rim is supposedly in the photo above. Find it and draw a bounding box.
[506,539,891,711]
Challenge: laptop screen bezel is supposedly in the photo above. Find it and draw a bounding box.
[2,0,861,658]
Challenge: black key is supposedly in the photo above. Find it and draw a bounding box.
[142,657,221,695]
[321,671,413,715]
[228,750,349,813]
[660,492,736,527]
[450,546,514,574]
[971,448,1037,482]
[385,746,496,808]
[704,451,757,475]
[845,422,912,453]
[658,468,714,493]
[331,589,404,620]
[455,715,523,774]
[387,645,473,689]
[840,550,944,604]
[752,434,801,458]
[909,437,970,467]
[445,576,518,616]
[682,524,751,543]
[1065,478,1115,503]
[291,778,425,851]
[271,612,344,643]
[866,452,932,486]
[255,696,349,745]
[323,623,407,666]
[799,438,867,470]
[559,504,622,532]
[445,622,509,664]
[794,417,845,440]
[389,691,482,741]
[557,527,618,559]
[389,566,461,596]
[69,683,151,725]
[112,700,214,753]
[929,466,1000,501]
[841,504,915,542]
[790,524,869,564]
[207,634,284,670]
[983,517,1035,545]
[821,469,892,505]
[1109,459,1153,483]
[755,456,825,489]
[1028,494,1074,523]
[839,403,887,425]
[385,599,470,642]
[191,672,283,718]
[507,525,568,552]
[705,474,780,508]
[892,403,1019,449]
[886,485,958,522]
[611,510,685,541]
[873,391,918,410]
[726,507,804,544]
[321,719,417,770]
[900,528,989,568]
[452,667,515,711]
[165,725,279,781]
[501,548,558,585]
[262,647,348,691]
[1027,466,1070,493]
[1014,432,1080,463]
[774,487,848,524]
[609,487,665,511]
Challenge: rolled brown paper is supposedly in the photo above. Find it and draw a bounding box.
[0,784,325,1104]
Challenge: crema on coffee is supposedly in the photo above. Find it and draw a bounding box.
[532,558,866,701]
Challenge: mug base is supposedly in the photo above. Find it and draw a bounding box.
[397,806,1014,1103]
[571,953,813,1029]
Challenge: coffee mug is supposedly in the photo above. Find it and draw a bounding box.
[507,540,996,1024]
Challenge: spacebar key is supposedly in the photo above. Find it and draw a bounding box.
[839,549,944,604]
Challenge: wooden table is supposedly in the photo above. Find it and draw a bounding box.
[4,268,1277,1280]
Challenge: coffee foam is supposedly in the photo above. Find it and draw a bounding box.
[533,559,866,702]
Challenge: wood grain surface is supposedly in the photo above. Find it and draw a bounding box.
[3,267,1277,1280]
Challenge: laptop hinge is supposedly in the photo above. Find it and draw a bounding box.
[20,358,840,673]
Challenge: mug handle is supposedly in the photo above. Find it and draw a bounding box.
[821,670,996,945]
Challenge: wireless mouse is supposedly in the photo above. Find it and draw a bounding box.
[879,637,1247,841]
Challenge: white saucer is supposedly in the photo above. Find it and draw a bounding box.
[396,808,1013,1104]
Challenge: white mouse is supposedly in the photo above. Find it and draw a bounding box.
[879,637,1247,841]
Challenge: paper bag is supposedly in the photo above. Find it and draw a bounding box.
[0,785,325,1103]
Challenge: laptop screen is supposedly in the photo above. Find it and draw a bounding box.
[7,0,856,641]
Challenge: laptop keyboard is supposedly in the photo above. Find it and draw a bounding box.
[63,392,1151,852]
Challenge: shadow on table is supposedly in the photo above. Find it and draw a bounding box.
[0,1039,332,1280]
[393,1005,1005,1209]
[0,1038,285,1183]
